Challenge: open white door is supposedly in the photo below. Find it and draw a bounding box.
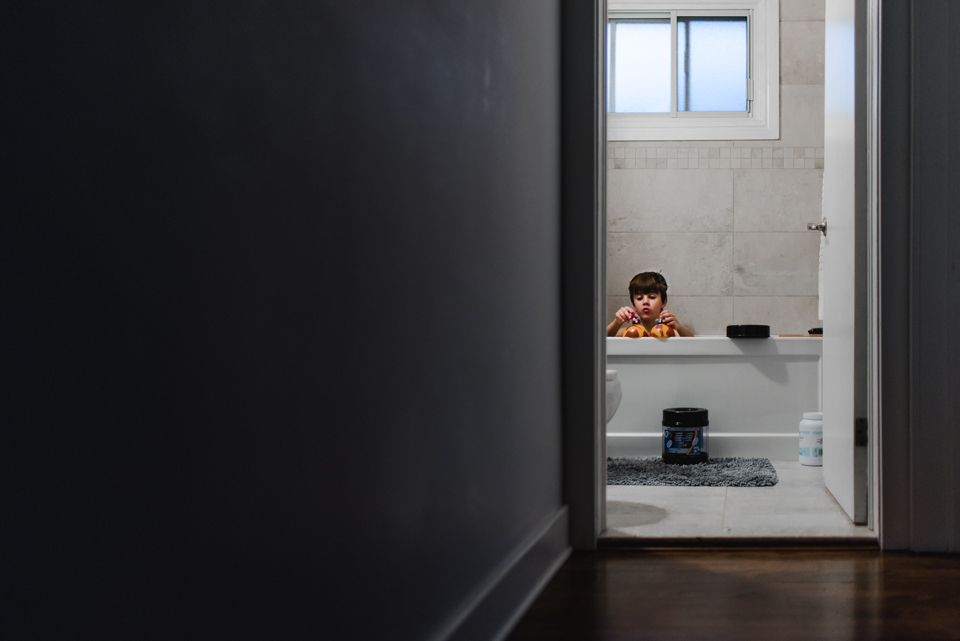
[821,0,867,524]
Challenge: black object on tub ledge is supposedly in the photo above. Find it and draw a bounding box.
[726,324,770,338]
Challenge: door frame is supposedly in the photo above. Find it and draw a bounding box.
[873,0,960,553]
[865,0,882,542]
[566,0,888,548]
[560,0,608,550]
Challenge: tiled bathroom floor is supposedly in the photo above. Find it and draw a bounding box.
[603,460,876,539]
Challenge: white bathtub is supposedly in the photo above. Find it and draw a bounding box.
[606,336,822,460]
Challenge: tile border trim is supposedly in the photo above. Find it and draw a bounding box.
[608,147,825,170]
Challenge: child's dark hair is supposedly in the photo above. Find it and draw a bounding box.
[628,271,668,302]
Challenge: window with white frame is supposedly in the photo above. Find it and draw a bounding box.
[607,0,779,141]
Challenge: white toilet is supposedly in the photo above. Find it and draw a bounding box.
[606,369,622,424]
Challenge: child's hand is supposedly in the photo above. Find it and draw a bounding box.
[615,306,637,325]
[660,309,679,328]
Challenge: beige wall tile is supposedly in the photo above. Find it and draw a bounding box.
[734,169,823,232]
[781,0,826,21]
[734,232,819,295]
[608,232,734,296]
[604,10,826,327]
[781,21,825,85]
[779,85,825,147]
[733,88,824,149]
[608,170,734,232]
[660,296,734,336]
[606,295,633,325]
[733,296,821,335]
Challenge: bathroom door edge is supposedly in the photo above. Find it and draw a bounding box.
[560,0,608,551]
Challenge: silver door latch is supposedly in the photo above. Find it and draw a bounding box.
[807,218,827,236]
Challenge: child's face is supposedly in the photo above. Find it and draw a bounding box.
[632,291,664,321]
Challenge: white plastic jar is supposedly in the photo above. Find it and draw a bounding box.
[799,412,823,466]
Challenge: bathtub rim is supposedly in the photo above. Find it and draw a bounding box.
[607,335,823,357]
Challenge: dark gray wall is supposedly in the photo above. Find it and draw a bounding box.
[4,2,568,637]
[880,0,960,551]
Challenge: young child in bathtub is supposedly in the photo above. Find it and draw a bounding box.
[606,271,694,337]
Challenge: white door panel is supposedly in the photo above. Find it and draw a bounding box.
[821,0,863,522]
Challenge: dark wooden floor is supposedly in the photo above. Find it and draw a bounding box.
[507,550,960,640]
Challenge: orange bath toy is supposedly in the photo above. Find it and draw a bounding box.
[650,322,672,338]
[623,324,649,338]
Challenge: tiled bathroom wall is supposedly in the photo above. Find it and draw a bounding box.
[607,0,825,335]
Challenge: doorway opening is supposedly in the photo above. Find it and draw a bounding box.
[597,0,881,544]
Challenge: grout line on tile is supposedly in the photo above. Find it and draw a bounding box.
[731,169,736,321]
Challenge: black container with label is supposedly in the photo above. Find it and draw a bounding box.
[661,407,709,465]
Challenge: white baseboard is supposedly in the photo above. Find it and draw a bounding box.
[439,507,570,641]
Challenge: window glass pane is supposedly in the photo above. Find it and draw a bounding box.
[613,19,671,113]
[677,17,747,112]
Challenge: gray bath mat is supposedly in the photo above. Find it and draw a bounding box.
[607,456,779,487]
